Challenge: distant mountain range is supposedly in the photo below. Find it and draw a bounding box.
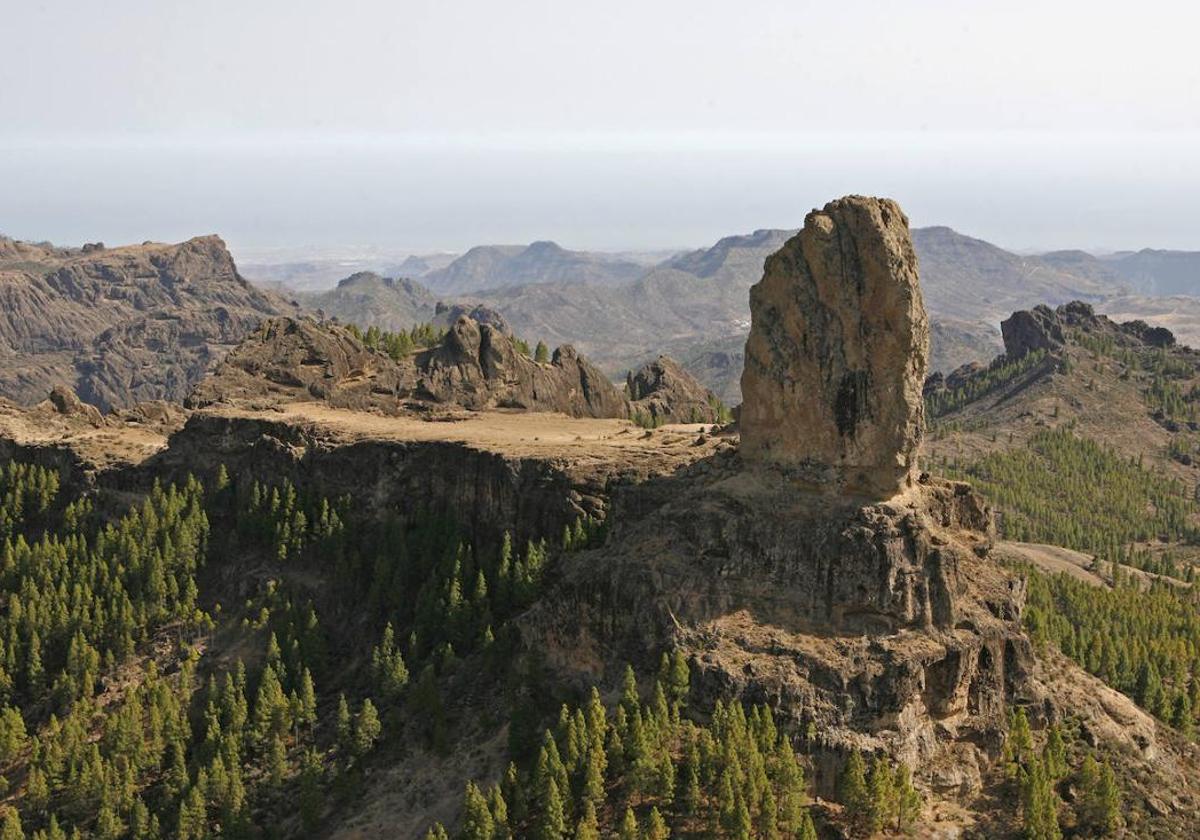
[291,225,1200,403]
[6,224,1197,412]
[420,240,649,294]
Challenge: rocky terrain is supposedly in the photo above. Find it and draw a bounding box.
[0,234,296,410]
[2,201,1200,838]
[317,226,1199,407]
[186,312,718,425]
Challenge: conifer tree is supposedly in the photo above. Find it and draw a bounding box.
[838,750,870,834]
[572,800,600,840]
[536,777,566,840]
[461,781,495,840]
[618,807,638,840]
[895,763,922,832]
[354,698,382,758]
[866,754,898,832]
[487,784,509,840]
[644,806,669,840]
[0,808,22,840]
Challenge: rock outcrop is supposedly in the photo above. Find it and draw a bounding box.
[0,235,295,409]
[1000,304,1066,359]
[740,196,929,498]
[186,318,417,412]
[626,355,724,425]
[418,317,628,417]
[523,196,1038,798]
[190,315,635,420]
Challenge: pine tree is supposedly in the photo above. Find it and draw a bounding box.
[488,784,509,840]
[299,748,325,831]
[572,800,600,840]
[0,808,22,840]
[461,781,495,840]
[644,806,669,840]
[536,777,566,840]
[618,807,638,840]
[895,763,922,832]
[534,342,550,364]
[797,809,818,840]
[336,693,353,755]
[838,750,870,834]
[354,698,382,757]
[866,754,897,833]
[1019,757,1062,840]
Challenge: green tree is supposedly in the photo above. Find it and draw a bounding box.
[644,806,669,840]
[895,763,922,832]
[534,341,550,364]
[838,750,870,834]
[572,800,600,840]
[0,808,22,840]
[536,777,566,840]
[461,781,495,840]
[618,807,638,840]
[354,698,382,757]
[866,754,897,832]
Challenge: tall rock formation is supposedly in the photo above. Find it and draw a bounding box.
[740,196,928,498]
[523,196,1038,797]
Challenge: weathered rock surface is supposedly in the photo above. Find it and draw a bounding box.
[0,235,295,409]
[740,196,929,498]
[186,318,417,412]
[417,317,628,417]
[521,196,1041,799]
[626,355,723,424]
[190,315,637,420]
[1000,303,1066,359]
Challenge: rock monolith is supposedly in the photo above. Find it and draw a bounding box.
[740,196,929,497]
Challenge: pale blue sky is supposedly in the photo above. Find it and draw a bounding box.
[2,0,1197,252]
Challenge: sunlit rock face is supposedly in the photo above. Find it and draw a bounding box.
[740,195,929,498]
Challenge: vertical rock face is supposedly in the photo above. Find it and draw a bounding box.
[740,196,929,498]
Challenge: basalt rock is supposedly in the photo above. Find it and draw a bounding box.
[416,316,628,417]
[1000,304,1066,359]
[740,196,929,498]
[626,355,723,424]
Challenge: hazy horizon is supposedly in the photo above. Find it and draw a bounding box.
[3,1,1198,255]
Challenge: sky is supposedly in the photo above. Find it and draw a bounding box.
[2,0,1198,255]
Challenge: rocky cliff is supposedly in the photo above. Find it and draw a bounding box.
[626,355,725,424]
[190,314,643,419]
[0,235,295,409]
[523,195,1039,797]
[740,196,929,498]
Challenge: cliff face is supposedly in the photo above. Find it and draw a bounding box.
[417,317,629,417]
[0,236,294,410]
[740,196,929,498]
[522,195,1036,795]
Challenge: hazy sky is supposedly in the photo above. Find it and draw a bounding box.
[2,0,1198,254]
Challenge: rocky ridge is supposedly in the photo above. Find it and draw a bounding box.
[188,314,713,422]
[0,235,295,409]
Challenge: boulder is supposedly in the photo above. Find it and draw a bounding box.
[1000,304,1065,359]
[740,196,929,498]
